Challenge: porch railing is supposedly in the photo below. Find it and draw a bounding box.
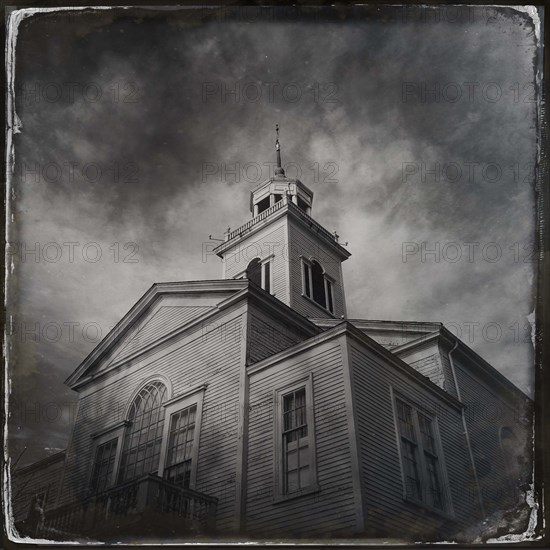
[220,197,342,249]
[38,474,217,539]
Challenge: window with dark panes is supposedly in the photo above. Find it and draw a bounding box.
[326,279,334,313]
[310,261,326,309]
[418,412,443,509]
[164,404,197,487]
[395,398,447,511]
[90,438,118,493]
[282,388,310,493]
[396,400,422,501]
[118,381,167,483]
[246,258,262,287]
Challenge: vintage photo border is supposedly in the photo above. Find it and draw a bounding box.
[1,1,548,548]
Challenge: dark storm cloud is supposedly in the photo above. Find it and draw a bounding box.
[7,5,539,465]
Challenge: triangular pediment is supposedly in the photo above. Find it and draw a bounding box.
[108,304,215,365]
[66,280,248,389]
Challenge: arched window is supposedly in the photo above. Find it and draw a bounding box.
[118,381,167,483]
[302,258,334,314]
[311,261,326,309]
[246,257,271,293]
[246,258,262,287]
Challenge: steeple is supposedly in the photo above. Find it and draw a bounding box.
[275,124,284,176]
[213,128,351,320]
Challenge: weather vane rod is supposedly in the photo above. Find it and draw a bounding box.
[276,124,281,168]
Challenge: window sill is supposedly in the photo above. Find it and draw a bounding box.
[300,293,336,317]
[272,483,321,504]
[403,496,454,521]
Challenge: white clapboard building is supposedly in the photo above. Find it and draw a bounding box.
[12,135,531,542]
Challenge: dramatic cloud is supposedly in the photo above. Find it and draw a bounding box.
[7,6,539,466]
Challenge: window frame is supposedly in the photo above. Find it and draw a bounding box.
[390,388,454,518]
[87,379,207,494]
[89,437,119,494]
[88,422,127,494]
[157,384,206,490]
[273,374,319,503]
[260,256,273,295]
[300,257,336,315]
[117,380,168,484]
[237,255,275,295]
[245,257,263,288]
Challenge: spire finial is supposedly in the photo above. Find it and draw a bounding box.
[275,124,285,176]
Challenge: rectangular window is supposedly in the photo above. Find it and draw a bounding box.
[157,385,206,489]
[396,401,422,501]
[302,258,335,315]
[164,404,197,487]
[282,388,310,493]
[394,397,447,512]
[418,412,443,509]
[312,269,326,309]
[274,375,318,501]
[90,438,118,493]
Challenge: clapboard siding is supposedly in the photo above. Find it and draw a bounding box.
[408,354,445,390]
[395,341,459,397]
[110,305,215,364]
[433,347,459,397]
[246,339,357,537]
[287,219,346,319]
[224,218,288,301]
[93,293,231,375]
[247,302,315,364]
[449,353,531,515]
[349,341,477,539]
[58,303,247,533]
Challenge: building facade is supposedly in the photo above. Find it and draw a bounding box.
[10,139,532,542]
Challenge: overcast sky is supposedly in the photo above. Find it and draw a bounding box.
[7,6,540,467]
